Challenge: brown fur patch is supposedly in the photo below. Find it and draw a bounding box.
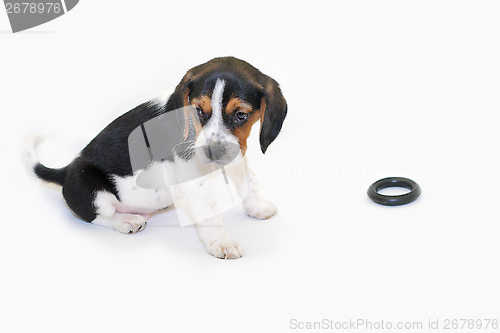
[259,98,266,125]
[191,96,212,114]
[190,96,212,137]
[233,98,265,155]
[226,98,252,115]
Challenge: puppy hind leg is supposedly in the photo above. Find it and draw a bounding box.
[92,191,148,234]
[62,161,147,234]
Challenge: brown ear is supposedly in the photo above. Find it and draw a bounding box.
[166,71,204,139]
[259,77,287,154]
[166,72,196,111]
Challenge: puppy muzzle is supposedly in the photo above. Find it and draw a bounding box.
[205,143,226,162]
[199,141,240,166]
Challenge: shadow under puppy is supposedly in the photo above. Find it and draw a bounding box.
[25,57,287,259]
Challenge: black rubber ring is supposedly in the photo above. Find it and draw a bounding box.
[367,177,421,206]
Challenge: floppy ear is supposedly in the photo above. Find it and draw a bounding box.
[166,72,196,111]
[166,71,204,139]
[259,77,287,154]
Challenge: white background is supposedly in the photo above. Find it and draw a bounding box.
[1,1,499,332]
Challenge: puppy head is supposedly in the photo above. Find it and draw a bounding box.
[167,57,287,165]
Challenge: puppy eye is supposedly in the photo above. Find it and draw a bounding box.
[195,106,204,116]
[234,110,249,123]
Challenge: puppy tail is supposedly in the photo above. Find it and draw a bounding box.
[23,133,67,186]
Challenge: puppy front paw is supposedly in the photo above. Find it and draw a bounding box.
[244,197,278,220]
[205,238,244,259]
[115,214,148,234]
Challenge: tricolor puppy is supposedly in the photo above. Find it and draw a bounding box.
[26,57,287,259]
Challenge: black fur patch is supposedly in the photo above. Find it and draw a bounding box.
[62,159,119,222]
[34,164,66,186]
[79,102,166,177]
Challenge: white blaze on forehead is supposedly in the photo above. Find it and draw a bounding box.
[210,79,226,125]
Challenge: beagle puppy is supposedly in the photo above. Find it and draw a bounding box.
[26,56,287,259]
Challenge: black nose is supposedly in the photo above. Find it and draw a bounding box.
[205,143,226,161]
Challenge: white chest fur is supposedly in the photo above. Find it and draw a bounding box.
[112,161,176,214]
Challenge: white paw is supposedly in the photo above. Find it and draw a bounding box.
[244,197,278,220]
[114,214,148,234]
[205,238,244,259]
